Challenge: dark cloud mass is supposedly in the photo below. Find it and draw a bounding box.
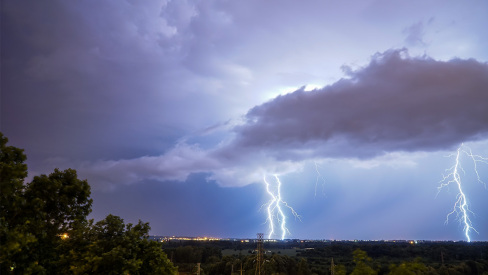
[81,50,488,188]
[232,50,488,159]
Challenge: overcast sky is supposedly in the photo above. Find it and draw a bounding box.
[2,0,488,241]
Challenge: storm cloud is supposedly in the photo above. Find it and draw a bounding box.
[230,50,488,160]
[4,0,488,240]
[81,50,488,188]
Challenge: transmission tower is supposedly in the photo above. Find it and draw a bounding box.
[255,233,264,275]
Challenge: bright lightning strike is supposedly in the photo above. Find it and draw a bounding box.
[437,144,488,242]
[263,175,301,240]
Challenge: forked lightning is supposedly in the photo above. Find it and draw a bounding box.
[438,144,488,242]
[263,175,301,240]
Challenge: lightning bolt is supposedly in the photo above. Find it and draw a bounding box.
[314,161,326,197]
[437,144,488,242]
[263,175,301,240]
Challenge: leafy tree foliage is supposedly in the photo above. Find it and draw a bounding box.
[389,258,428,275]
[56,214,176,274]
[0,133,176,274]
[0,133,38,273]
[350,249,378,275]
[21,168,93,273]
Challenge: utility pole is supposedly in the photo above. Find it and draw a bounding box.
[255,233,264,275]
[330,258,335,275]
[238,262,245,275]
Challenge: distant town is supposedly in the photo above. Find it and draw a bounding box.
[149,235,486,244]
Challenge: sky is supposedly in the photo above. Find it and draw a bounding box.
[2,0,488,241]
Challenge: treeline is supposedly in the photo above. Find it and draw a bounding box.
[162,240,488,274]
[300,241,488,275]
[0,133,177,274]
[163,244,311,275]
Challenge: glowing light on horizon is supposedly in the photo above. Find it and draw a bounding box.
[263,175,301,240]
[438,144,488,242]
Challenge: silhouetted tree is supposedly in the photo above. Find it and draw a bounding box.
[0,132,177,274]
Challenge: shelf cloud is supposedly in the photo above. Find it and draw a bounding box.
[82,50,488,188]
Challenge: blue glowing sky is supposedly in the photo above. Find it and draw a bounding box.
[2,0,488,241]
